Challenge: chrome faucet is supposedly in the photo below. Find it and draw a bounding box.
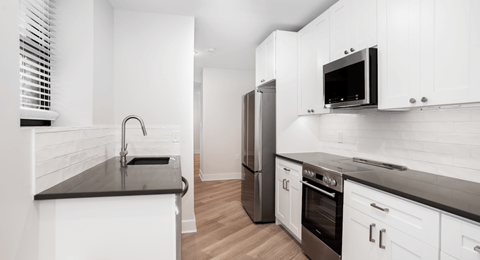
[120,115,147,167]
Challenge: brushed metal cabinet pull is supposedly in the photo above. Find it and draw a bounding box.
[421,97,428,102]
[286,180,289,191]
[283,167,290,172]
[369,223,376,243]
[344,50,349,55]
[371,203,389,212]
[283,179,286,190]
[379,229,386,249]
[409,98,416,104]
[474,246,480,253]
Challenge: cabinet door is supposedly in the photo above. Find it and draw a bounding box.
[330,0,352,61]
[427,0,479,106]
[343,206,380,260]
[377,0,433,110]
[381,221,439,260]
[275,163,288,223]
[255,43,266,87]
[264,32,276,84]
[298,11,331,116]
[285,164,302,240]
[350,0,377,52]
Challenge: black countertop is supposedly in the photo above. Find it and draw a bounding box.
[34,156,183,200]
[277,152,480,223]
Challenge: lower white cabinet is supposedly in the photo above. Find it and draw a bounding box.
[275,157,302,241]
[343,206,439,260]
[343,181,440,260]
[441,214,480,260]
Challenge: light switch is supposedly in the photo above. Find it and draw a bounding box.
[172,131,180,143]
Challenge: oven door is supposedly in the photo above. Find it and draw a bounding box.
[301,178,343,255]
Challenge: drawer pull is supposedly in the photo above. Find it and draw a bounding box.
[369,223,376,243]
[283,179,286,190]
[475,246,480,253]
[379,229,386,249]
[286,180,289,191]
[371,203,389,212]
[283,167,290,172]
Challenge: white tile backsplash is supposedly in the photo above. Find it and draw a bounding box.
[315,107,480,183]
[34,125,180,193]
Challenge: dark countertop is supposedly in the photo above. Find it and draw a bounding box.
[277,152,480,223]
[34,156,183,200]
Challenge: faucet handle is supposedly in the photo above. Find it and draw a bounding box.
[119,150,128,157]
[125,143,128,150]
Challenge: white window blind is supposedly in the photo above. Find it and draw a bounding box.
[19,0,59,121]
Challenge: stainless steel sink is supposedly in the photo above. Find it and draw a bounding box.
[127,157,170,165]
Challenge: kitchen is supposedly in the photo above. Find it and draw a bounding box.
[2,0,480,260]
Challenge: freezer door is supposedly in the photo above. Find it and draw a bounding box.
[241,165,258,221]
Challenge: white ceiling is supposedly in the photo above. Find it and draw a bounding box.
[109,0,337,72]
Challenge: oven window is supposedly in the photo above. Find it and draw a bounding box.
[304,186,338,238]
[324,60,365,104]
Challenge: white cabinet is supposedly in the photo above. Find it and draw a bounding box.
[378,0,480,110]
[275,157,302,240]
[441,214,480,260]
[343,181,440,260]
[297,10,331,116]
[255,32,276,87]
[330,0,377,61]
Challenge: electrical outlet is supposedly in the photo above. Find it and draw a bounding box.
[172,131,180,143]
[338,132,343,143]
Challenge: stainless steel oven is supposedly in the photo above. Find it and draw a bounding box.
[301,162,344,260]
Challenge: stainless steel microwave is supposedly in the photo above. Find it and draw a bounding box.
[323,48,377,109]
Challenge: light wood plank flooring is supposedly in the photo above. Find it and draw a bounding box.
[181,154,307,260]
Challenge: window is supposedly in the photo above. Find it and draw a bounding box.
[19,0,58,124]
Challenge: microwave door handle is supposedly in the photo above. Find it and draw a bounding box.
[300,181,336,198]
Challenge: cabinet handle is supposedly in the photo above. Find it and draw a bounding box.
[421,97,428,102]
[311,109,314,113]
[369,223,376,243]
[261,79,265,83]
[409,98,416,104]
[350,48,355,52]
[283,167,290,172]
[379,229,386,249]
[474,246,480,253]
[344,50,349,55]
[286,180,289,191]
[307,109,311,113]
[283,179,286,190]
[370,203,389,212]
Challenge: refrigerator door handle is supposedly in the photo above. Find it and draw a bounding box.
[254,89,263,172]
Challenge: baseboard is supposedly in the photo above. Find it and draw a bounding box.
[182,218,197,234]
[199,171,241,181]
[199,169,204,181]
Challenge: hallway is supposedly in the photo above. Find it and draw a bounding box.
[181,155,307,260]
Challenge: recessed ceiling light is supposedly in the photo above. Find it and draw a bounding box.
[206,48,215,52]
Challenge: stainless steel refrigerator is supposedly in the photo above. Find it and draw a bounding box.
[241,87,276,223]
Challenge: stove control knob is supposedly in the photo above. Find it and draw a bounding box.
[310,172,315,178]
[324,177,331,185]
[330,179,337,186]
[303,170,308,175]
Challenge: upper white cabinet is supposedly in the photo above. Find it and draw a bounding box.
[297,10,331,116]
[330,0,377,61]
[378,0,480,110]
[255,32,276,87]
[275,157,302,241]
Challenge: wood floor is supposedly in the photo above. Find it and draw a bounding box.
[181,154,308,260]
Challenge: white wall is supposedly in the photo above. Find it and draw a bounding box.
[0,0,39,259]
[93,0,115,125]
[52,0,94,126]
[114,10,196,232]
[194,82,202,154]
[201,68,255,180]
[53,0,114,126]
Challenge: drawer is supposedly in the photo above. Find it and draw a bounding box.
[276,157,302,184]
[344,181,440,248]
[442,214,480,260]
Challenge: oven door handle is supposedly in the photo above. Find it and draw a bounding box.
[300,181,336,198]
